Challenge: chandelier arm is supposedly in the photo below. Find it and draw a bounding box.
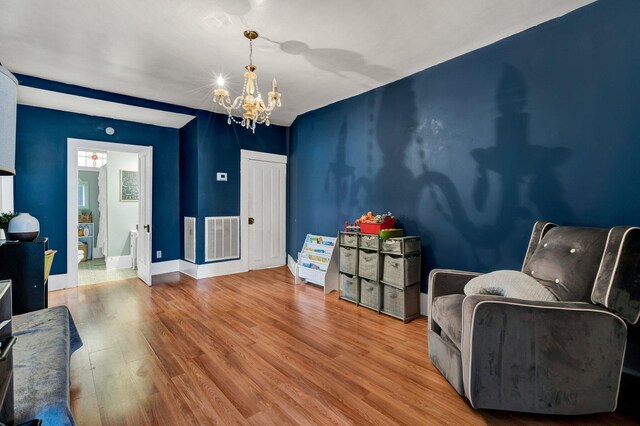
[220,96,243,112]
[231,96,244,109]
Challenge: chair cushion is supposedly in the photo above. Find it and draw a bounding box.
[464,270,557,301]
[431,294,465,350]
[523,227,608,302]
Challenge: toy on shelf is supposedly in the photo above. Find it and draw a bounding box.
[350,211,395,235]
[344,221,360,233]
[379,228,404,239]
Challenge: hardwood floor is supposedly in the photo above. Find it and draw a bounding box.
[49,267,639,425]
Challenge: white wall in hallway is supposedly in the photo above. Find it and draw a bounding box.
[106,151,138,259]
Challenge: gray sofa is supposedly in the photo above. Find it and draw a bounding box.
[428,221,640,415]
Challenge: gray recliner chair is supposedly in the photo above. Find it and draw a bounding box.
[428,221,640,415]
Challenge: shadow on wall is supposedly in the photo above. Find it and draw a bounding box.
[326,63,573,286]
[325,120,355,224]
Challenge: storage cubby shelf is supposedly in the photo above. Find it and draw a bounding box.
[338,232,421,323]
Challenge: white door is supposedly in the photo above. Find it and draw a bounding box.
[137,148,153,285]
[248,159,286,269]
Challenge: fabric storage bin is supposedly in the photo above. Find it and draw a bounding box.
[340,274,358,302]
[383,254,420,287]
[359,279,380,310]
[340,233,358,247]
[381,237,420,255]
[382,284,420,321]
[359,234,379,250]
[339,247,357,274]
[358,250,379,280]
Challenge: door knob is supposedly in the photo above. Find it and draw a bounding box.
[248,217,255,225]
[144,224,150,232]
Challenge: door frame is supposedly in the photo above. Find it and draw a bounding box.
[240,149,287,272]
[67,138,152,288]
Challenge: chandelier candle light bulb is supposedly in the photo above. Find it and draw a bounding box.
[213,30,282,133]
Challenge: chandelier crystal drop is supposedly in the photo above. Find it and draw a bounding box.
[213,30,282,133]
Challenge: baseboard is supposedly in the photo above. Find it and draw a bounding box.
[92,250,105,259]
[151,260,180,275]
[287,254,296,276]
[48,273,69,291]
[178,260,198,278]
[420,292,429,316]
[106,255,132,270]
[178,259,249,279]
[195,259,246,279]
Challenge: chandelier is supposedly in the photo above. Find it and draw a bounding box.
[213,30,282,133]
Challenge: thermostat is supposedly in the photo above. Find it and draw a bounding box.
[216,172,228,181]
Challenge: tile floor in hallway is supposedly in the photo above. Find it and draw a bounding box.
[78,258,138,285]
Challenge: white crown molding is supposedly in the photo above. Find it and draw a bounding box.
[18,86,195,129]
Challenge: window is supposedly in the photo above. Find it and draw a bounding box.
[78,151,107,168]
[78,180,88,208]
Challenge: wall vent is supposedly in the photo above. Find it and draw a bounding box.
[184,216,196,263]
[205,216,239,262]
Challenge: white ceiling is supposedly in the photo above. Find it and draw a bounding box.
[0,0,593,126]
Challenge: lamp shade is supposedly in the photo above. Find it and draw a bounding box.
[0,65,18,176]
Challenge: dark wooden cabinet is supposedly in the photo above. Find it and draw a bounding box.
[0,239,49,315]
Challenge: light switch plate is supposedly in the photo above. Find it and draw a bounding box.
[217,172,228,181]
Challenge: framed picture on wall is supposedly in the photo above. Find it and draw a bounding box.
[120,170,139,202]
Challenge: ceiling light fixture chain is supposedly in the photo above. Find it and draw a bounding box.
[213,30,281,133]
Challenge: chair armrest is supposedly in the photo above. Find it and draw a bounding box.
[428,269,481,330]
[428,269,482,298]
[461,295,627,414]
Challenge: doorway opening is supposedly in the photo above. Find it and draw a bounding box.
[67,139,153,287]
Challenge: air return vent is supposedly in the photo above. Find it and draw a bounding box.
[184,217,196,263]
[205,216,239,262]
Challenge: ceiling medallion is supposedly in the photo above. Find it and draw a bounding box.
[214,30,282,133]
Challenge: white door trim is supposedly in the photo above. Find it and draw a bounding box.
[67,138,151,288]
[240,149,287,272]
[137,148,153,286]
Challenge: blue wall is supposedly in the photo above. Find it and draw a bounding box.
[13,75,287,272]
[15,105,181,275]
[288,0,640,291]
[186,110,287,264]
[179,118,199,261]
